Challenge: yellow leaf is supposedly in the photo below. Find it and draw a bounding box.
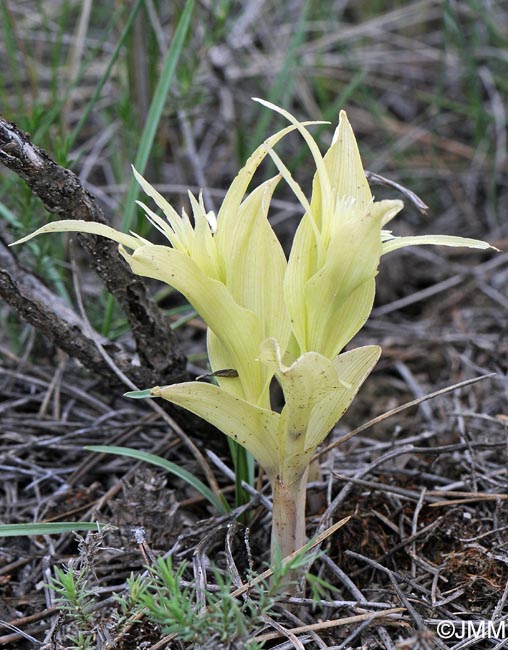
[323,110,372,228]
[225,177,290,349]
[305,345,381,451]
[260,338,339,439]
[382,234,496,255]
[120,244,265,403]
[304,201,382,357]
[10,220,142,251]
[283,216,317,356]
[151,382,280,478]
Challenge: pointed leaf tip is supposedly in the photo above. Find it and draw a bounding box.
[124,389,154,399]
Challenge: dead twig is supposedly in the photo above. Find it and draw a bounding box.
[316,373,496,460]
[0,116,186,385]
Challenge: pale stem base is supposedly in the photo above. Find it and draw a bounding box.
[271,467,309,592]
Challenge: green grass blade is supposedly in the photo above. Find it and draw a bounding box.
[226,438,254,512]
[68,0,144,150]
[0,522,105,537]
[0,200,22,228]
[102,0,196,336]
[120,0,196,232]
[85,445,228,515]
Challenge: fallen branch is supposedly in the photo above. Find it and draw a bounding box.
[0,236,165,389]
[0,116,186,385]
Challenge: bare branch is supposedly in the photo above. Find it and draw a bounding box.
[0,237,167,388]
[0,116,186,383]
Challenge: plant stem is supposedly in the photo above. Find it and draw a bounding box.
[271,467,308,563]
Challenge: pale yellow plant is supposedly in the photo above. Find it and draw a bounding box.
[12,101,494,563]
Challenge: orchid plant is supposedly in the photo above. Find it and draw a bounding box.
[12,100,494,563]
